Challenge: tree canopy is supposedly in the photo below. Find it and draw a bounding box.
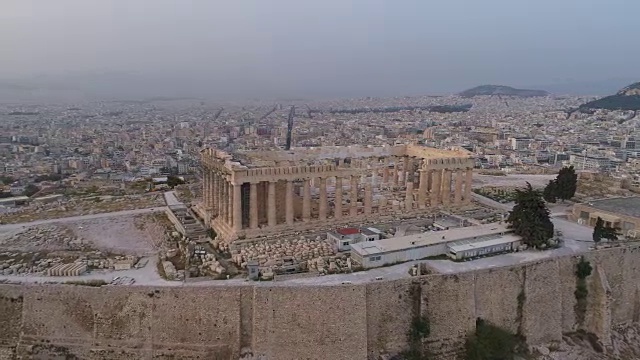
[167,175,185,188]
[542,180,558,203]
[507,183,554,248]
[592,217,620,244]
[23,184,40,197]
[543,166,577,202]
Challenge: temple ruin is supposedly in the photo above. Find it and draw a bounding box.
[199,144,474,242]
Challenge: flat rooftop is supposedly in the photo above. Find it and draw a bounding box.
[448,234,521,253]
[351,222,511,256]
[580,197,640,219]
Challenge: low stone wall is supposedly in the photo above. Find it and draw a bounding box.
[1,246,639,359]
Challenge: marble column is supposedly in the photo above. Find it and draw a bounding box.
[211,173,218,216]
[285,180,294,225]
[382,160,389,184]
[203,171,210,208]
[418,169,428,209]
[302,179,311,222]
[393,159,399,186]
[463,168,473,203]
[405,181,414,210]
[319,177,327,221]
[364,182,372,215]
[217,175,223,219]
[405,157,414,183]
[350,175,358,216]
[268,181,277,227]
[334,177,343,219]
[442,170,452,206]
[220,177,229,223]
[431,169,441,206]
[226,180,232,226]
[233,183,242,231]
[250,182,258,229]
[214,171,220,214]
[454,169,464,205]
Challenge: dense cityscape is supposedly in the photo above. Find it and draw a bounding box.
[2,83,640,358]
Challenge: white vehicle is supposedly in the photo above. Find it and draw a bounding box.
[375,276,384,281]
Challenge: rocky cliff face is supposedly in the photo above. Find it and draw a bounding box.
[533,323,640,360]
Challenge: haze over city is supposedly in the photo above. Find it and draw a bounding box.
[2,0,640,100]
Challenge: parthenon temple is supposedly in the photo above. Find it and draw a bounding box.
[199,144,474,242]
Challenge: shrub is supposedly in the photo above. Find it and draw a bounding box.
[465,318,517,360]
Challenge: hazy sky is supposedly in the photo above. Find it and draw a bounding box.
[1,0,639,97]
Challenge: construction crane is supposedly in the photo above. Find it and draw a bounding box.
[203,107,223,144]
[285,106,295,151]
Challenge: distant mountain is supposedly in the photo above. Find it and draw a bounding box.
[531,78,637,96]
[579,82,640,110]
[459,85,549,98]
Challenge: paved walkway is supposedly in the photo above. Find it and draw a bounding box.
[163,191,183,207]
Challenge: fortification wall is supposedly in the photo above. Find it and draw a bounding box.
[1,246,640,359]
[364,279,414,358]
[252,285,369,360]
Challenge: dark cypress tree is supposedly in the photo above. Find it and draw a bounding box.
[507,183,554,248]
[543,180,558,203]
[555,166,578,201]
[592,216,620,243]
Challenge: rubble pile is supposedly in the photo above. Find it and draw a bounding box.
[230,236,335,270]
[0,225,85,251]
[536,323,640,360]
[307,254,353,274]
[198,253,225,275]
[0,252,66,275]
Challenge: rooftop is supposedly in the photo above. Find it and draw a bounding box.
[337,228,360,236]
[581,197,640,219]
[447,234,521,253]
[350,222,511,256]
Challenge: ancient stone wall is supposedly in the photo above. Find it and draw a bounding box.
[1,246,640,359]
[252,286,368,360]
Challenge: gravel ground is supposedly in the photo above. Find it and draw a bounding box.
[0,214,163,256]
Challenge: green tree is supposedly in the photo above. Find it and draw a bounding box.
[592,217,620,244]
[465,318,518,360]
[23,184,40,197]
[506,183,554,248]
[0,176,15,185]
[555,166,578,201]
[542,180,558,203]
[167,175,185,188]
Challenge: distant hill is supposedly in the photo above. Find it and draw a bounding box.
[459,85,549,98]
[530,78,637,96]
[579,82,640,110]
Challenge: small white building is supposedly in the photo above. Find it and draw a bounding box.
[328,227,382,252]
[447,234,521,260]
[350,223,517,268]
